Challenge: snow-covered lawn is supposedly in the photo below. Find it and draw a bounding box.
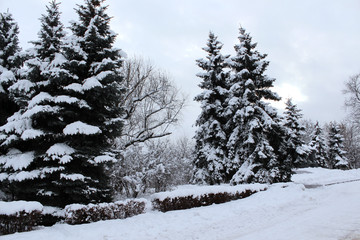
[3,168,360,240]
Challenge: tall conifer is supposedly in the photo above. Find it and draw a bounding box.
[0,0,125,206]
[193,32,229,184]
[227,27,290,184]
[0,11,21,126]
[283,98,310,167]
[0,1,72,205]
[309,122,328,167]
[327,122,348,169]
[58,0,125,205]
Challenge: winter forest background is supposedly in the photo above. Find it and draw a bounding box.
[0,0,360,210]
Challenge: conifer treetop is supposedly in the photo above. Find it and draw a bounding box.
[284,98,304,133]
[196,32,229,91]
[0,10,21,71]
[31,0,65,62]
[231,26,280,103]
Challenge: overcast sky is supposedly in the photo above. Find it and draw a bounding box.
[1,0,360,138]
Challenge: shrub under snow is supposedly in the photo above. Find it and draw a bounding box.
[64,199,148,225]
[151,184,268,212]
[0,201,43,235]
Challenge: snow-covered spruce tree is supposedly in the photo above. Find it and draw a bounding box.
[327,122,349,169]
[193,32,230,184]
[0,0,73,204]
[282,98,310,167]
[57,0,125,205]
[0,0,124,207]
[227,27,290,185]
[0,11,22,126]
[309,122,328,167]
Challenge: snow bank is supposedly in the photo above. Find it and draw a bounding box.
[292,167,360,186]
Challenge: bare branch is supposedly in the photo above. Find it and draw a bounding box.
[118,56,186,149]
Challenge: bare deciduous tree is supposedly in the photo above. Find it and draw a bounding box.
[111,137,194,199]
[344,74,360,119]
[339,121,360,169]
[342,74,360,168]
[118,57,186,149]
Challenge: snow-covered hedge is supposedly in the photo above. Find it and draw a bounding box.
[64,199,147,225]
[40,206,64,227]
[0,201,43,235]
[152,184,268,212]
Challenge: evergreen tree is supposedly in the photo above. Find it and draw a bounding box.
[58,0,125,205]
[193,32,230,184]
[0,0,71,204]
[227,27,290,184]
[283,98,310,167]
[0,0,124,207]
[0,11,21,126]
[327,122,349,169]
[309,122,328,167]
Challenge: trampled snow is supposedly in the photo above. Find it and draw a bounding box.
[2,168,360,240]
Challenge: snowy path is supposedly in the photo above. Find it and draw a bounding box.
[3,168,360,240]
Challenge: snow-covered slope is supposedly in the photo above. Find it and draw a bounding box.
[292,167,360,186]
[3,168,360,240]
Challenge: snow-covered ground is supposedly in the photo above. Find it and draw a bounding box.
[292,167,360,186]
[3,168,360,240]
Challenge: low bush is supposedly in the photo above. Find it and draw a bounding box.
[0,201,43,235]
[151,184,267,212]
[64,199,147,225]
[40,207,64,227]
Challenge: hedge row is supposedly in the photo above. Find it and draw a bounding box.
[0,201,43,235]
[151,184,268,212]
[1,184,268,234]
[0,199,147,234]
[64,199,147,225]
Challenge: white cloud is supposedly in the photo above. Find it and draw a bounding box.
[271,83,308,111]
